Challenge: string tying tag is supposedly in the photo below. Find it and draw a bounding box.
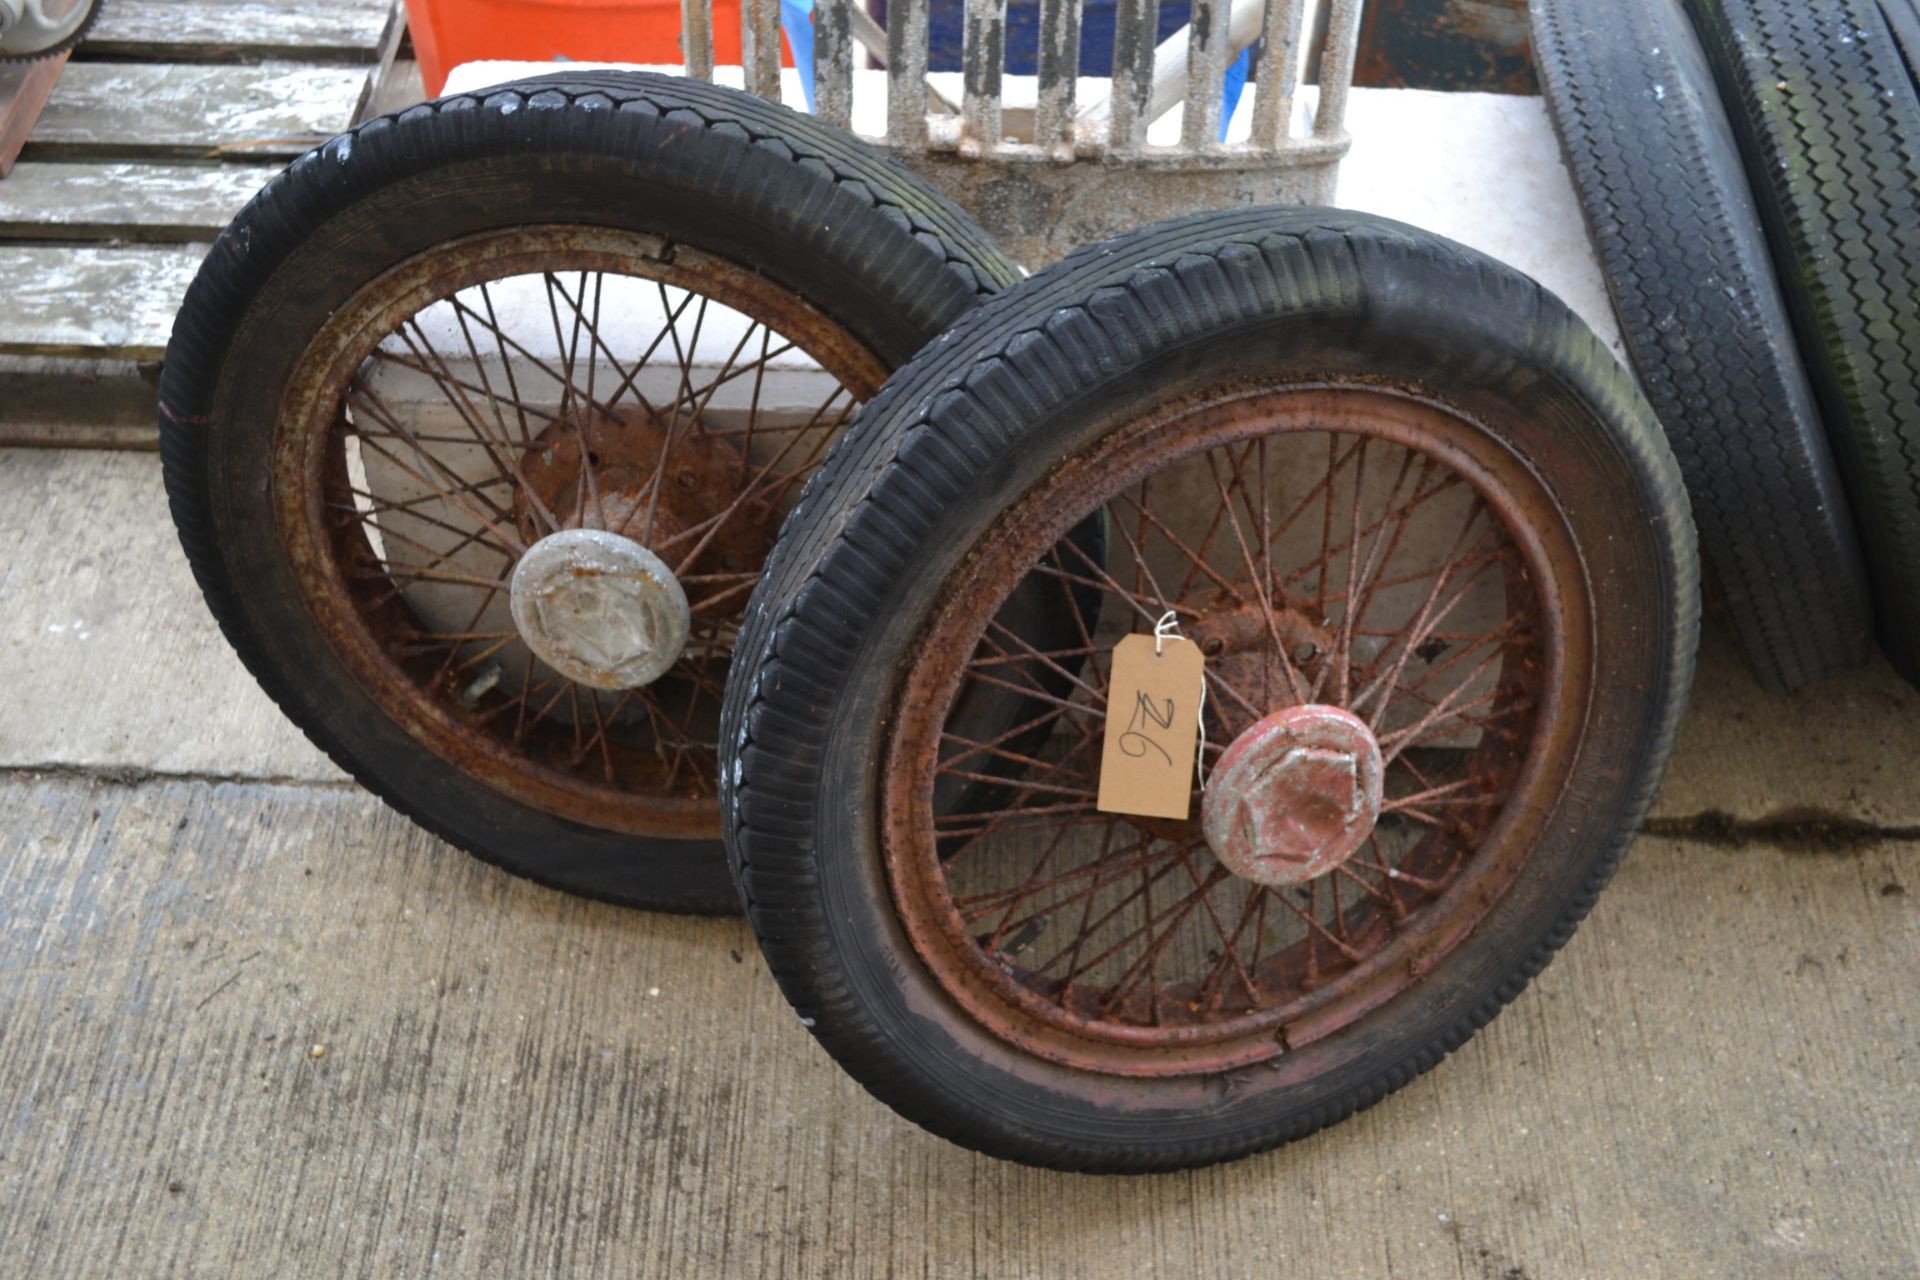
[1153,610,1178,655]
[1150,611,1209,790]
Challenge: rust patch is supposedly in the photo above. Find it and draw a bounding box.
[514,404,771,580]
[1353,0,1539,94]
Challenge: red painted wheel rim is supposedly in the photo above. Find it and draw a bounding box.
[881,386,1594,1077]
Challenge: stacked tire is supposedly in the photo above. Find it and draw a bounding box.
[1685,0,1920,685]
[1534,0,1920,688]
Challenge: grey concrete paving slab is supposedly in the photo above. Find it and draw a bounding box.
[0,448,341,782]
[1648,626,1920,829]
[0,772,1915,1277]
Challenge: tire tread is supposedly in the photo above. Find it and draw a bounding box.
[1683,0,1920,683]
[1531,0,1873,691]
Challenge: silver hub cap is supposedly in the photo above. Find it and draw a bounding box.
[508,528,691,691]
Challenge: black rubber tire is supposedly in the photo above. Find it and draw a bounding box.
[1887,0,1920,76]
[1683,0,1920,685]
[1531,0,1873,692]
[722,208,1700,1172]
[158,71,1019,914]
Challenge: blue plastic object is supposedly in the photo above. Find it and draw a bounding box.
[785,0,817,108]
[1220,46,1248,140]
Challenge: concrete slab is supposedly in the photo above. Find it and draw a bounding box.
[1650,625,1920,829]
[0,448,340,782]
[0,772,1914,1276]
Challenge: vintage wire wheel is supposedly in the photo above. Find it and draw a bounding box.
[158,74,1020,911]
[884,386,1586,1076]
[724,208,1697,1169]
[276,225,885,844]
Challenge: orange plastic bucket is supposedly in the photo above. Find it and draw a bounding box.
[406,0,794,96]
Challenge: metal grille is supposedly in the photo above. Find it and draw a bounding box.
[676,0,1364,262]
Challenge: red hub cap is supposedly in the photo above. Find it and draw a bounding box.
[1201,704,1385,886]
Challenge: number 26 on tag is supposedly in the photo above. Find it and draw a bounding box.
[1097,633,1205,820]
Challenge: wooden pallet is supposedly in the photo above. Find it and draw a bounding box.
[1,0,408,446]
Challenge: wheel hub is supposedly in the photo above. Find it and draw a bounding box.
[1190,594,1337,741]
[1201,704,1385,886]
[503,405,770,690]
[513,405,769,575]
[508,528,691,690]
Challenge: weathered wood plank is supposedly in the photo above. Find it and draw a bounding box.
[0,53,67,178]
[360,55,424,122]
[0,244,204,358]
[0,420,161,449]
[352,2,414,123]
[24,62,368,160]
[83,0,394,63]
[0,353,164,437]
[0,162,261,239]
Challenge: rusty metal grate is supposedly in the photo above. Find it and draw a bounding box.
[676,0,1364,262]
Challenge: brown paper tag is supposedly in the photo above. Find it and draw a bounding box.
[1097,633,1205,820]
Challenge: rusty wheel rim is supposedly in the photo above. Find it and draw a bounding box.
[882,386,1594,1077]
[274,225,886,839]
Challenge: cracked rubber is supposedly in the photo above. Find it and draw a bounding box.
[1684,0,1920,684]
[721,208,1700,1171]
[158,72,1019,914]
[1532,0,1873,691]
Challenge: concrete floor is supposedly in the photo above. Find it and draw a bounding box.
[3,449,1919,1278]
